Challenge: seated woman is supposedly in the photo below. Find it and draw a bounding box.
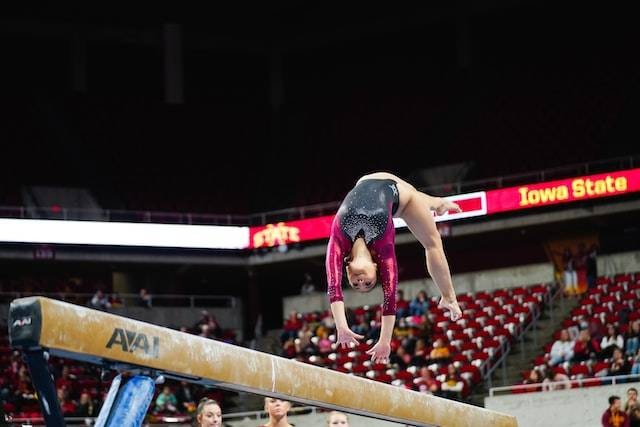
[601,324,625,359]
[429,338,451,363]
[439,365,464,400]
[625,320,640,356]
[522,368,543,392]
[610,347,632,377]
[409,290,430,316]
[415,367,440,394]
[542,368,570,391]
[410,338,429,366]
[572,329,601,362]
[549,329,574,366]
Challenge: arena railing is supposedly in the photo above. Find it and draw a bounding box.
[488,373,640,397]
[0,155,637,227]
[0,291,237,308]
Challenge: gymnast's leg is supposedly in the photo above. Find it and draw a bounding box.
[399,190,462,321]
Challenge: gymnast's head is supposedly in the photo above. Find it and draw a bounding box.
[196,397,222,427]
[345,255,377,293]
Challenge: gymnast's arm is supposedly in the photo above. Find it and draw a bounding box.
[326,234,364,348]
[365,246,397,364]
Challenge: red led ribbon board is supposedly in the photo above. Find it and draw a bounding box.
[249,168,640,248]
[249,215,335,249]
[485,168,640,214]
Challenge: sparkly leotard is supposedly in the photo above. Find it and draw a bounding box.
[326,179,400,315]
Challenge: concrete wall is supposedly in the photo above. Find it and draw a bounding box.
[109,305,244,341]
[599,251,640,277]
[485,380,640,427]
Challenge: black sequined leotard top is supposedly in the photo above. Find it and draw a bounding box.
[325,179,400,315]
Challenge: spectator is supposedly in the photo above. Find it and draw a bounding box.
[57,387,77,416]
[317,331,333,354]
[194,311,222,338]
[411,339,428,366]
[590,317,606,343]
[75,391,97,417]
[630,406,640,427]
[260,397,293,427]
[12,378,37,408]
[55,366,76,391]
[199,324,213,339]
[395,289,410,318]
[542,368,571,391]
[429,338,451,362]
[327,411,350,427]
[610,347,631,377]
[549,329,574,366]
[626,388,639,415]
[176,381,197,414]
[195,397,222,427]
[321,313,335,330]
[300,273,316,295]
[415,367,439,394]
[390,346,411,370]
[631,349,640,376]
[561,247,578,295]
[626,321,640,357]
[587,243,599,290]
[409,291,429,316]
[573,329,601,362]
[602,395,629,427]
[155,386,178,414]
[439,365,464,400]
[522,368,542,391]
[110,292,124,308]
[574,242,589,295]
[281,311,302,343]
[137,288,153,308]
[282,337,296,358]
[601,325,625,359]
[352,318,370,337]
[89,289,111,310]
[295,324,313,354]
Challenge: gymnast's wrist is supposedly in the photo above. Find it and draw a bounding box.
[441,293,457,303]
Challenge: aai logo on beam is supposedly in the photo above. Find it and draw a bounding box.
[106,327,160,359]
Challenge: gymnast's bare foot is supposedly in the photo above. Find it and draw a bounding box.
[438,297,462,322]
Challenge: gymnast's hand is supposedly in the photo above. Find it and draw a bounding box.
[366,340,391,365]
[434,199,462,216]
[438,297,463,322]
[336,327,364,349]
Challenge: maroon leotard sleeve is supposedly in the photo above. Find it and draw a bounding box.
[370,219,398,316]
[326,220,351,304]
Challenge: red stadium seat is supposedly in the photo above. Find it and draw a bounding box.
[569,363,590,379]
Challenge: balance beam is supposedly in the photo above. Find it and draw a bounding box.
[9,297,517,427]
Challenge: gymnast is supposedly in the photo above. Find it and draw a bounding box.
[326,172,462,364]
